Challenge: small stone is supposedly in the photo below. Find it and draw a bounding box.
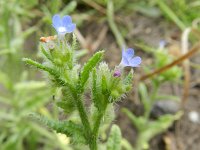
[150,100,180,119]
[188,111,199,123]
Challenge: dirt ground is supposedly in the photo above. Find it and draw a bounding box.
[80,12,200,150]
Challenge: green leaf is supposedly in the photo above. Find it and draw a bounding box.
[139,83,150,114]
[107,124,122,150]
[72,33,78,51]
[156,0,186,30]
[0,96,11,105]
[123,70,133,92]
[0,71,12,89]
[107,0,125,48]
[123,70,133,85]
[22,58,68,87]
[21,26,37,39]
[102,74,108,94]
[56,87,76,113]
[14,81,46,91]
[155,94,180,101]
[139,112,183,145]
[40,45,54,63]
[30,114,86,144]
[21,90,50,114]
[61,1,77,15]
[122,108,146,131]
[75,49,88,59]
[22,58,54,74]
[121,138,133,150]
[29,122,54,140]
[56,101,76,113]
[79,51,104,90]
[92,69,102,110]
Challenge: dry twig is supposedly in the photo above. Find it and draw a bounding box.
[140,42,200,81]
[181,28,191,106]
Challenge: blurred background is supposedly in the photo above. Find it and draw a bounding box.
[0,0,200,150]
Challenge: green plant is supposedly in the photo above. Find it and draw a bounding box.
[0,73,63,150]
[123,81,182,150]
[0,1,72,149]
[23,14,141,150]
[155,0,200,30]
[123,42,183,150]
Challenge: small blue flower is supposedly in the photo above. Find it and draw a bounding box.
[52,14,76,37]
[119,48,142,68]
[113,48,141,77]
[159,40,166,49]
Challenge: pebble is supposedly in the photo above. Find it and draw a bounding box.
[150,100,180,119]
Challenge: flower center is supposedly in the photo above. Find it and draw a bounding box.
[58,27,67,33]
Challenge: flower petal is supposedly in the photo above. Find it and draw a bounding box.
[129,56,141,67]
[122,48,127,58]
[121,56,129,66]
[62,15,72,27]
[66,23,76,33]
[125,48,134,60]
[52,14,62,29]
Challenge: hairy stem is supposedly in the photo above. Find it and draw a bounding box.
[93,112,104,140]
[72,92,96,149]
[73,94,91,132]
[92,103,108,149]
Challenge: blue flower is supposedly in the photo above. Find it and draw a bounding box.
[119,48,141,68]
[113,48,141,77]
[52,14,76,37]
[159,40,166,49]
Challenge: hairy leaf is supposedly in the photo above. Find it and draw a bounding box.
[122,108,146,131]
[23,58,70,87]
[123,70,133,85]
[30,114,86,144]
[56,101,75,113]
[40,45,54,63]
[79,51,104,91]
[107,124,122,150]
[102,75,108,95]
[139,83,150,114]
[92,69,102,110]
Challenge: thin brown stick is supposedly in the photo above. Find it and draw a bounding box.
[74,29,88,49]
[91,26,108,51]
[181,28,191,106]
[140,42,200,81]
[82,0,122,22]
[74,29,94,52]
[182,65,190,106]
[82,0,106,14]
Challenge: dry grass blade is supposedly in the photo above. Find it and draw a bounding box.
[181,28,191,107]
[91,26,108,51]
[82,0,106,14]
